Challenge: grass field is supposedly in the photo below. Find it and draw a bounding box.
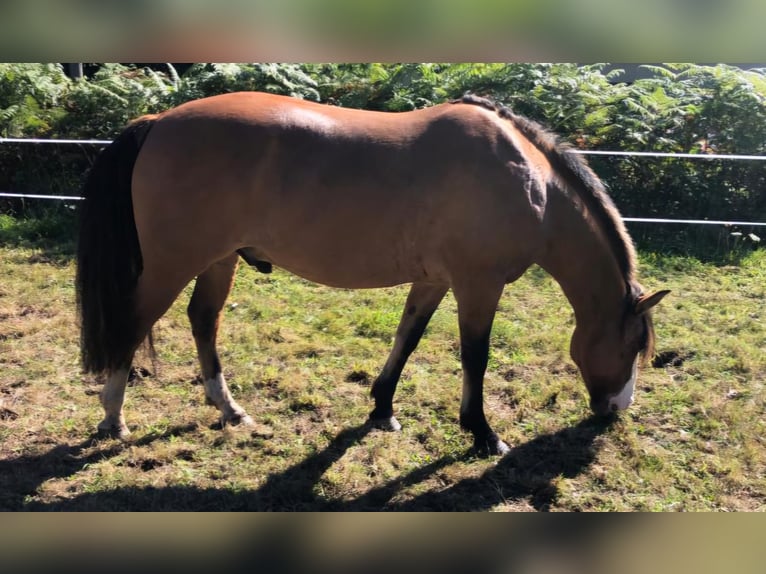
[0,231,764,511]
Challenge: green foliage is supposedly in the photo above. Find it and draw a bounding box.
[0,63,68,137]
[1,62,764,256]
[582,64,766,252]
[168,63,320,105]
[308,63,451,111]
[0,209,76,249]
[59,63,172,138]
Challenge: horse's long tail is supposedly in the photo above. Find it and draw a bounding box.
[76,116,157,374]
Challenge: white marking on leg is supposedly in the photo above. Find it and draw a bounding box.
[203,373,253,426]
[609,358,637,411]
[98,367,130,438]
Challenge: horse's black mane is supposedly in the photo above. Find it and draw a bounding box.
[452,94,638,285]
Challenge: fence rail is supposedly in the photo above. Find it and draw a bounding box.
[622,218,766,227]
[0,192,85,201]
[2,137,765,227]
[570,150,766,161]
[0,137,112,145]
[4,136,766,161]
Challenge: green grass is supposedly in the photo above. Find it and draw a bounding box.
[0,242,764,511]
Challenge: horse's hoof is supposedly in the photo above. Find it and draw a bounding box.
[474,435,511,457]
[493,439,511,456]
[97,423,131,440]
[369,415,402,432]
[222,412,255,428]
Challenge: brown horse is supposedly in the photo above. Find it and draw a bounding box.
[76,92,669,454]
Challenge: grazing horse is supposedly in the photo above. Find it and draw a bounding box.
[76,92,669,454]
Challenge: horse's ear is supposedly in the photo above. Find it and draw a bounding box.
[635,290,671,314]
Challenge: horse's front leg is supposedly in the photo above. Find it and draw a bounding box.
[454,279,510,455]
[188,253,253,428]
[369,282,448,431]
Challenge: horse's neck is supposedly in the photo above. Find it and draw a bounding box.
[535,196,627,322]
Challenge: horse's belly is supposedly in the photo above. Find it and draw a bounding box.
[250,241,440,289]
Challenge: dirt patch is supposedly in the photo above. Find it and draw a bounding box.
[502,365,536,382]
[500,387,521,407]
[0,331,23,341]
[289,398,320,413]
[0,389,21,420]
[541,391,559,409]
[502,361,577,383]
[652,350,696,368]
[175,449,197,462]
[128,366,153,385]
[549,362,578,376]
[0,403,19,420]
[345,370,372,385]
[294,347,322,359]
[124,458,164,472]
[18,306,55,319]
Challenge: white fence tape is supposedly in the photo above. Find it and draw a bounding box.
[570,150,766,161]
[0,137,112,145]
[623,217,766,227]
[3,136,766,161]
[0,192,83,201]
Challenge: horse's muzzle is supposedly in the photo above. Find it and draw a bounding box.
[590,393,634,417]
[590,396,616,417]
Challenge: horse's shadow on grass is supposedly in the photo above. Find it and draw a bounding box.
[18,415,614,511]
[342,414,615,511]
[0,423,199,511]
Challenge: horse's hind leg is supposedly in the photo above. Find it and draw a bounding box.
[369,282,448,431]
[187,253,253,428]
[97,269,194,439]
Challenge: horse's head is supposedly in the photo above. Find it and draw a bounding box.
[570,288,670,416]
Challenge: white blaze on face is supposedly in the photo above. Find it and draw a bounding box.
[609,357,638,411]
